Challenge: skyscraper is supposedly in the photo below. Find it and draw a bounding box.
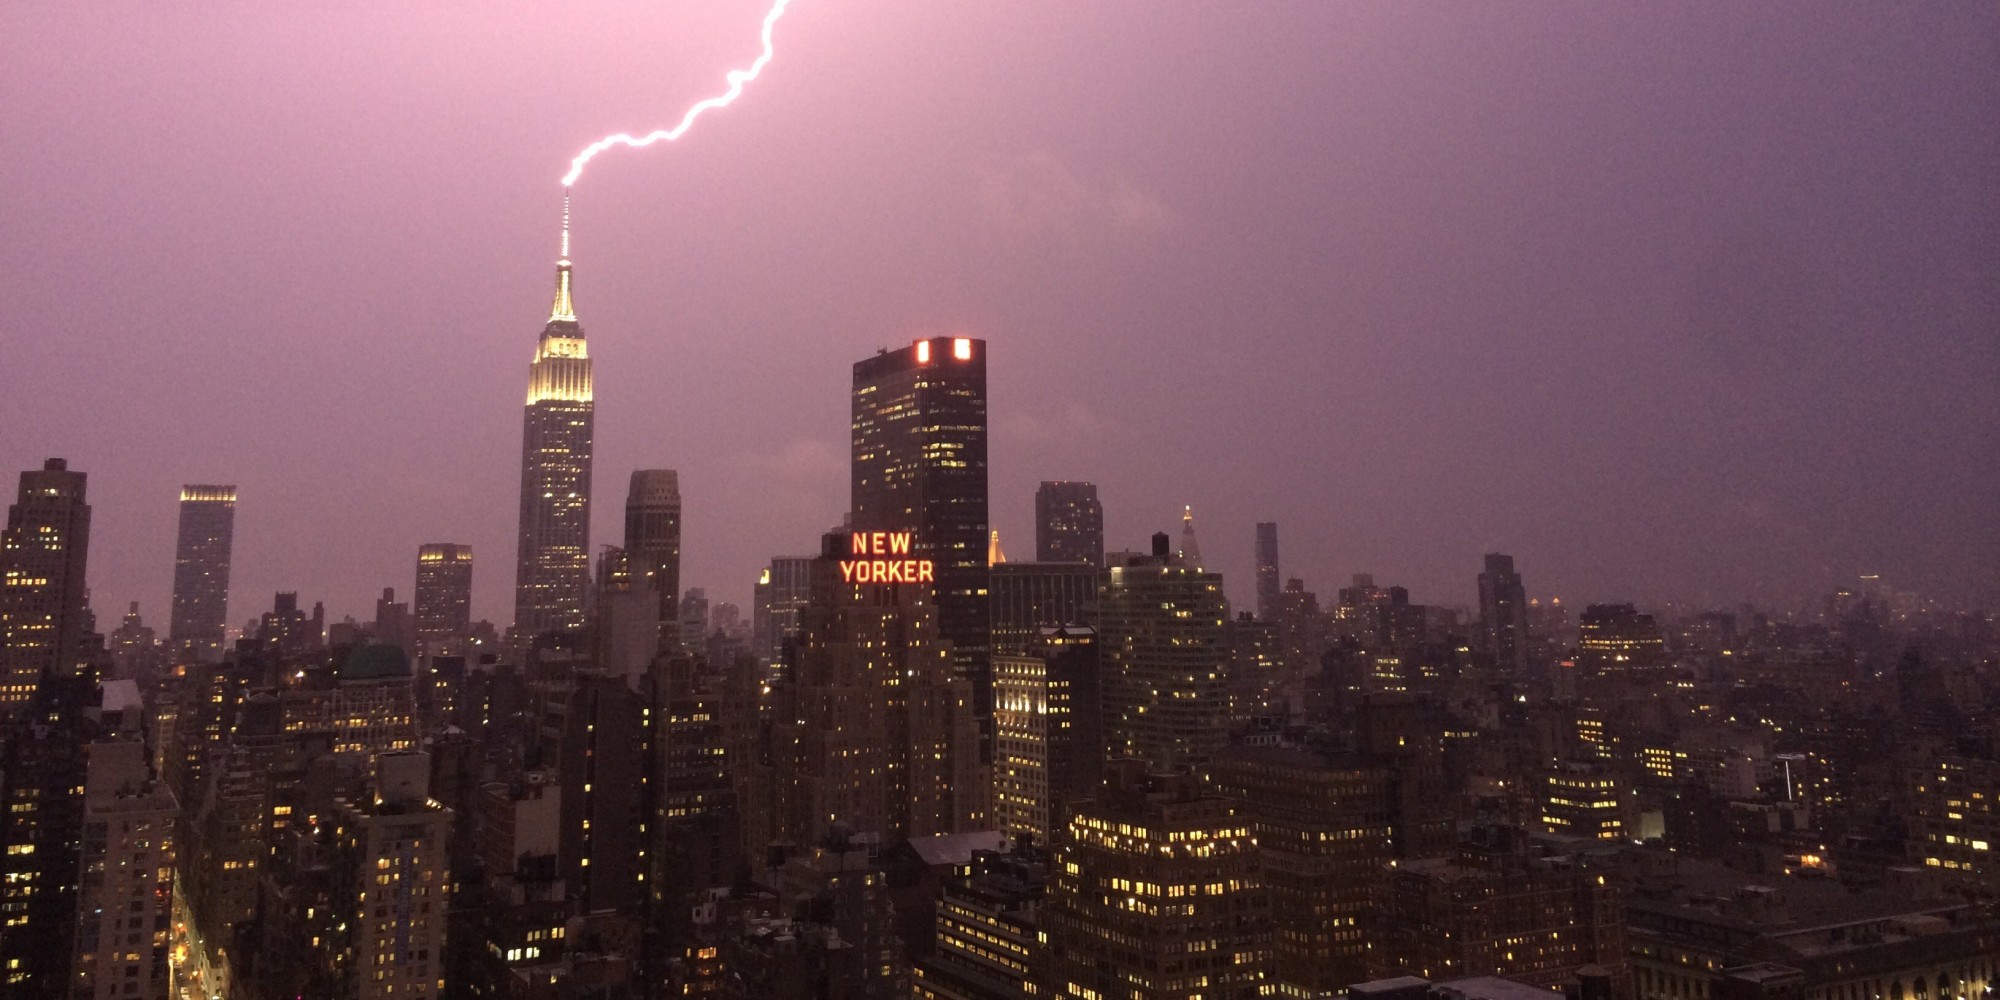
[1476,553,1529,675]
[1034,481,1103,566]
[1099,533,1230,771]
[851,336,990,704]
[752,556,814,668]
[169,484,235,663]
[0,458,92,711]
[514,222,594,642]
[1254,521,1280,622]
[624,469,682,632]
[413,543,473,649]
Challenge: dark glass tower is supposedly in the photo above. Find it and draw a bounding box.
[414,543,473,649]
[169,484,236,662]
[624,469,682,628]
[852,336,990,707]
[513,219,594,642]
[1477,552,1529,675]
[1034,481,1103,566]
[0,458,92,712]
[1254,521,1280,622]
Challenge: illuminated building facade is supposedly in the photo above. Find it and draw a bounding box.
[1098,536,1230,771]
[514,242,594,642]
[912,848,1047,1000]
[1254,522,1280,622]
[992,627,1101,845]
[758,531,986,847]
[168,484,235,663]
[625,468,682,638]
[1371,826,1625,989]
[1576,603,1667,681]
[852,336,990,709]
[0,458,92,711]
[1035,481,1103,566]
[331,752,453,1000]
[413,543,473,650]
[1477,553,1529,675]
[1905,756,1999,890]
[1040,763,1272,1000]
[1207,743,1396,996]
[70,739,176,1000]
[1542,758,1627,841]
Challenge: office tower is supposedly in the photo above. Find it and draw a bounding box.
[413,543,473,649]
[107,602,160,680]
[592,547,659,678]
[0,676,97,997]
[992,626,1101,845]
[0,458,92,711]
[1098,534,1230,771]
[1576,603,1668,681]
[332,752,453,1000]
[852,336,990,706]
[1275,579,1325,679]
[282,645,418,758]
[758,531,985,847]
[1254,521,1280,622]
[1542,758,1627,841]
[1224,613,1283,726]
[514,227,595,642]
[373,586,412,650]
[752,556,814,667]
[1476,553,1529,675]
[71,738,177,1000]
[559,673,650,914]
[678,587,709,649]
[169,484,236,663]
[1209,741,1398,994]
[1041,763,1272,1000]
[912,848,1047,1000]
[989,561,1098,656]
[1035,481,1103,566]
[625,469,682,626]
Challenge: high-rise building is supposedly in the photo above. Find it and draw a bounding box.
[852,336,990,707]
[753,556,814,668]
[992,627,1101,845]
[989,561,1098,656]
[1034,481,1103,566]
[1098,534,1230,772]
[413,543,473,649]
[169,484,235,663]
[625,469,682,630]
[71,738,177,1000]
[1040,762,1272,1000]
[1476,553,1529,675]
[514,224,594,642]
[1254,522,1280,622]
[330,752,453,1000]
[913,847,1047,1000]
[755,531,986,847]
[1576,603,1668,681]
[0,458,92,711]
[1208,741,1397,995]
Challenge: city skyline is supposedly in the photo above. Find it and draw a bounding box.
[3,3,1997,629]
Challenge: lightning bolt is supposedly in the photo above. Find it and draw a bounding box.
[561,0,795,188]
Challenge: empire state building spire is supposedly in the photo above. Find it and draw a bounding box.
[515,193,595,643]
[550,190,577,323]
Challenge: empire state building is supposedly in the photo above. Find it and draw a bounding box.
[514,219,593,640]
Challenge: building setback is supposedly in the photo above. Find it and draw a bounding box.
[514,219,594,643]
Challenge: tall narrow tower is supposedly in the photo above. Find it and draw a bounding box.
[514,200,594,642]
[624,469,683,627]
[0,458,92,711]
[1254,522,1280,622]
[169,484,236,663]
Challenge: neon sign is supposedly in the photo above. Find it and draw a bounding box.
[841,531,934,584]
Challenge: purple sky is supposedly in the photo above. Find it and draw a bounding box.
[3,2,1995,629]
